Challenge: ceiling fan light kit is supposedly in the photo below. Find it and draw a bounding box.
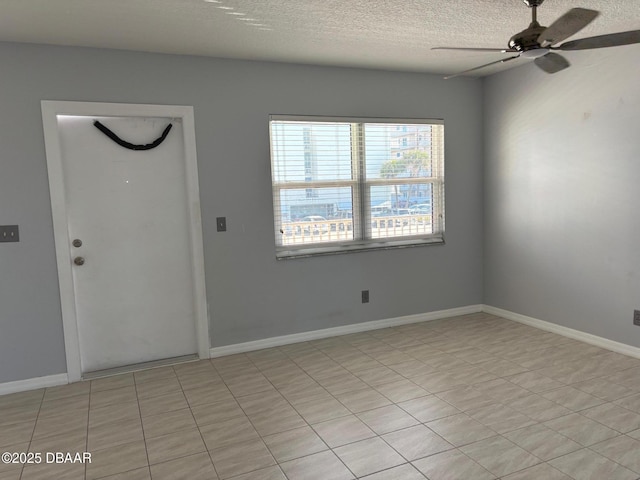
[520,48,550,58]
[435,0,640,78]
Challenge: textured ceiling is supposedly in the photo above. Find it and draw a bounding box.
[1,0,638,77]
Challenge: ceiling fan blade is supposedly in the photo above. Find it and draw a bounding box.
[554,30,640,50]
[534,52,570,74]
[538,8,599,46]
[444,55,520,79]
[432,47,517,53]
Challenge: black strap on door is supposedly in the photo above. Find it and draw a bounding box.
[93,120,173,151]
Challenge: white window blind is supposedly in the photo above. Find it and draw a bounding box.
[269,115,445,258]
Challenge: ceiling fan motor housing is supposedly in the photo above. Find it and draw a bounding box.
[508,24,546,51]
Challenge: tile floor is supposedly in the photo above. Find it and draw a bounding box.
[1,313,640,480]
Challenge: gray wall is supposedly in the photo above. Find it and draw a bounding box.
[0,42,484,383]
[484,47,640,347]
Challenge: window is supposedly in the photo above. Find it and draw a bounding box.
[270,116,444,258]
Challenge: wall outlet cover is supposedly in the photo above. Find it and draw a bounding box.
[0,225,19,242]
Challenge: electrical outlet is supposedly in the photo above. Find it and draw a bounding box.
[216,217,227,232]
[634,310,640,326]
[361,290,369,304]
[0,225,19,242]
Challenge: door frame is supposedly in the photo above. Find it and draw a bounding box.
[41,100,210,382]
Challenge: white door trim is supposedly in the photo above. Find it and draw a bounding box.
[41,100,210,382]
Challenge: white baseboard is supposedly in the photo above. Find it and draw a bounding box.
[6,304,638,396]
[210,304,483,358]
[482,305,640,360]
[0,373,69,396]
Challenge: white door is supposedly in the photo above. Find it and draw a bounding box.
[43,102,209,378]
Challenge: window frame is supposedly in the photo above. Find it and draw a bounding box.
[270,115,445,259]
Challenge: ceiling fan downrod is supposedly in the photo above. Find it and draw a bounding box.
[523,0,544,25]
[522,0,544,27]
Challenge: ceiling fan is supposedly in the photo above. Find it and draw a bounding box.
[434,0,640,79]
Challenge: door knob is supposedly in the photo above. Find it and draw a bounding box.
[74,257,85,266]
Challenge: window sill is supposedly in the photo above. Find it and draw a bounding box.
[276,236,445,260]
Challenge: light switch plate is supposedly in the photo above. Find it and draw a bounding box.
[216,217,227,232]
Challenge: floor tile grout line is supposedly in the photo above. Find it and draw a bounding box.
[410,446,498,479]
[92,465,150,480]
[547,447,639,479]
[584,443,640,477]
[175,362,224,480]
[83,380,94,480]
[208,357,286,478]
[18,388,45,480]
[376,424,457,466]
[131,372,152,480]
